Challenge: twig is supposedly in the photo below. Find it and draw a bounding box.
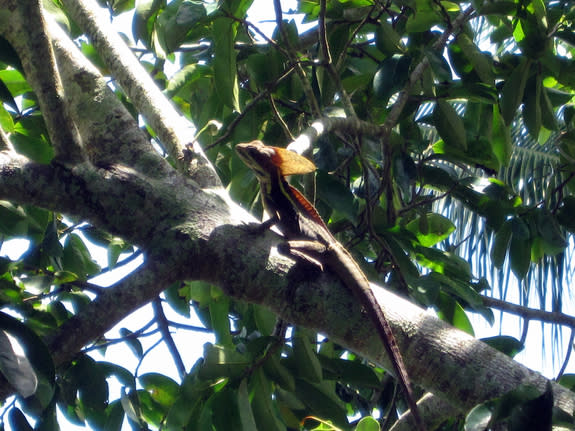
[208,66,298,149]
[482,296,575,328]
[318,0,356,118]
[168,321,213,333]
[273,0,322,118]
[153,298,186,380]
[268,94,295,141]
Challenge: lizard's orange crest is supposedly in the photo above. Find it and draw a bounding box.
[237,140,316,177]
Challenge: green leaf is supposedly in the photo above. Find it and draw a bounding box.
[132,0,160,47]
[0,311,54,385]
[262,353,296,392]
[540,87,558,130]
[62,234,101,280]
[414,247,472,281]
[318,356,380,388]
[456,33,495,84]
[481,336,524,358]
[0,104,14,132]
[65,355,109,413]
[491,105,512,165]
[103,400,124,431]
[0,330,37,397]
[491,220,512,268]
[213,17,240,111]
[375,20,403,56]
[120,328,143,359]
[405,0,443,32]
[199,343,250,380]
[557,196,575,231]
[373,54,411,104]
[292,330,323,383]
[209,295,231,346]
[0,201,28,236]
[405,213,455,247]
[211,385,244,431]
[425,49,452,83]
[250,369,286,431]
[164,282,190,318]
[433,100,467,150]
[0,69,32,97]
[253,304,277,337]
[356,416,380,431]
[522,74,542,139]
[465,403,492,431]
[99,362,136,389]
[10,132,54,164]
[295,379,349,429]
[139,373,179,409]
[316,171,357,224]
[509,235,531,279]
[436,292,474,335]
[156,1,207,54]
[500,58,530,125]
[9,408,34,431]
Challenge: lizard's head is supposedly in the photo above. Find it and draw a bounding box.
[236,140,316,181]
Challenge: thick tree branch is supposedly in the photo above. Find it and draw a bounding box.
[206,224,575,418]
[46,18,171,176]
[0,0,85,164]
[47,261,175,366]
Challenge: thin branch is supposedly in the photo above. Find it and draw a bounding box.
[334,6,375,72]
[46,259,178,366]
[94,250,143,276]
[482,296,575,328]
[153,298,187,380]
[167,321,213,333]
[135,337,164,378]
[82,320,159,353]
[318,0,356,118]
[273,0,322,118]
[268,94,295,141]
[208,65,299,149]
[287,116,385,154]
[318,0,332,64]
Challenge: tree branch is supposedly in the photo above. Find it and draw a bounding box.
[46,18,170,173]
[59,0,220,187]
[0,0,85,164]
[482,295,575,328]
[153,298,186,380]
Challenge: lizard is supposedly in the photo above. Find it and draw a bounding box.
[235,140,426,431]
